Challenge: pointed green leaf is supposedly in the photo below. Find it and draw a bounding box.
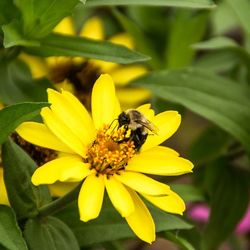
[86,0,216,9]
[2,138,51,219]
[25,33,149,64]
[15,0,79,39]
[202,165,249,250]
[57,199,192,247]
[24,216,80,250]
[2,21,40,48]
[0,102,49,145]
[132,68,250,152]
[0,205,28,250]
[0,60,53,105]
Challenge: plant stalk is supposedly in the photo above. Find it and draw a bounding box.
[38,182,82,218]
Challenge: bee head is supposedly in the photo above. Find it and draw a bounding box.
[118,112,130,127]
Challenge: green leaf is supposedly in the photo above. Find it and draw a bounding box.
[15,0,79,39]
[57,199,192,247]
[164,232,195,250]
[0,0,19,26]
[24,216,80,250]
[0,59,53,105]
[202,165,249,250]
[132,68,250,152]
[85,0,216,9]
[165,10,208,69]
[226,0,250,35]
[2,138,51,219]
[171,184,205,203]
[0,102,49,145]
[2,20,40,48]
[189,127,231,165]
[112,8,161,69]
[0,205,28,250]
[192,37,250,67]
[192,36,238,50]
[25,33,150,64]
[194,50,240,72]
[211,1,239,35]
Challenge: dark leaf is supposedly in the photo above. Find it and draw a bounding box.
[57,198,192,247]
[25,33,150,64]
[0,59,53,105]
[2,138,51,219]
[24,216,80,250]
[0,205,28,250]
[202,165,249,250]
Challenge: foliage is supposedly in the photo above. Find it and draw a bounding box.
[0,0,250,249]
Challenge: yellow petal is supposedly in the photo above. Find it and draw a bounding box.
[49,182,78,197]
[54,17,75,35]
[46,56,72,68]
[139,146,179,157]
[32,156,91,185]
[41,107,86,157]
[126,150,193,176]
[20,53,48,78]
[78,174,105,222]
[141,111,181,151]
[16,122,74,154]
[48,89,96,146]
[105,175,134,217]
[125,189,155,243]
[109,33,134,49]
[79,16,104,40]
[143,190,185,215]
[54,79,76,93]
[115,171,170,196]
[109,65,147,87]
[136,103,155,120]
[0,168,9,205]
[116,88,151,110]
[91,59,118,72]
[91,74,121,129]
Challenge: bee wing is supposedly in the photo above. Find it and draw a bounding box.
[135,118,159,134]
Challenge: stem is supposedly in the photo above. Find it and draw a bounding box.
[38,182,82,218]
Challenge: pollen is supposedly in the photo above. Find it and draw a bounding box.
[85,125,136,176]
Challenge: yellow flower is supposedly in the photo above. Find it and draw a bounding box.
[21,16,150,110]
[16,74,193,243]
[0,167,9,205]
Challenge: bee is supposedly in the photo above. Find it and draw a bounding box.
[117,109,158,151]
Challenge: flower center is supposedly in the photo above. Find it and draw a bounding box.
[50,60,101,111]
[85,125,136,176]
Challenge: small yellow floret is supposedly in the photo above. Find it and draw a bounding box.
[85,126,135,175]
